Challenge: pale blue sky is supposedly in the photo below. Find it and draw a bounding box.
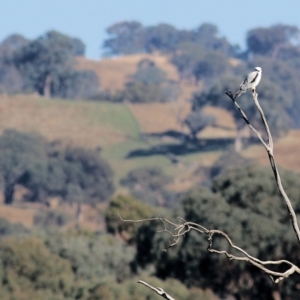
[1,0,300,59]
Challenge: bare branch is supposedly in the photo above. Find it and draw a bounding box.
[121,215,300,284]
[225,89,300,244]
[138,280,176,300]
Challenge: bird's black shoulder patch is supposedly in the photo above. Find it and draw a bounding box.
[250,72,258,83]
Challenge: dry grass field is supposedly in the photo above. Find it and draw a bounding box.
[0,94,139,148]
[76,53,179,91]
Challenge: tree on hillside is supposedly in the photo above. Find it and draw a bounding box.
[103,21,146,55]
[0,130,47,205]
[120,167,177,207]
[171,42,206,80]
[0,130,114,210]
[0,34,29,94]
[105,194,153,245]
[123,59,180,103]
[184,111,215,140]
[103,21,236,59]
[246,24,300,57]
[145,23,181,53]
[193,51,230,83]
[13,30,98,99]
[193,23,235,55]
[14,30,75,97]
[23,145,115,218]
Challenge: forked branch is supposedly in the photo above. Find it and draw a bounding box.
[120,215,300,284]
[225,89,300,244]
[121,88,300,298]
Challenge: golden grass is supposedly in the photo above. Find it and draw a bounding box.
[243,130,300,172]
[0,95,138,148]
[76,53,179,91]
[0,204,35,227]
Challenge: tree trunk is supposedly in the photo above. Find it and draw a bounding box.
[4,183,15,205]
[43,74,52,98]
[234,125,244,152]
[75,203,82,229]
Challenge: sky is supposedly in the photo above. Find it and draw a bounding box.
[1,0,300,59]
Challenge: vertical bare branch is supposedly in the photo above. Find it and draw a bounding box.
[225,89,300,244]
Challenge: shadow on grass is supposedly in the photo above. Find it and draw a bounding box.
[126,137,234,159]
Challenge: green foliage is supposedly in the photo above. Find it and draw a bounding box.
[33,210,73,228]
[103,21,235,57]
[105,194,153,244]
[184,111,215,140]
[120,167,177,207]
[193,52,230,82]
[0,237,74,299]
[209,151,253,178]
[51,69,100,99]
[103,21,146,55]
[136,165,300,299]
[0,34,29,94]
[0,130,114,206]
[0,129,48,204]
[193,23,235,55]
[88,276,218,300]
[13,30,98,99]
[247,24,300,56]
[171,42,206,80]
[123,82,168,103]
[123,59,179,103]
[24,144,115,206]
[0,218,28,237]
[45,233,135,283]
[145,23,181,53]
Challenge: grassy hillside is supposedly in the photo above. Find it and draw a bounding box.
[1,53,300,229]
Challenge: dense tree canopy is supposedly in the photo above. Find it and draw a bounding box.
[0,130,48,204]
[122,59,180,103]
[0,130,115,206]
[247,24,300,57]
[105,194,153,244]
[103,21,235,57]
[0,30,99,99]
[135,165,300,299]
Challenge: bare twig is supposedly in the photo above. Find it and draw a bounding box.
[225,89,300,244]
[138,280,176,300]
[121,216,300,283]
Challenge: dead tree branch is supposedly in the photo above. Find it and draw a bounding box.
[225,89,300,244]
[138,280,176,300]
[120,215,300,283]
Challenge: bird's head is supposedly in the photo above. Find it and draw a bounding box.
[254,67,262,72]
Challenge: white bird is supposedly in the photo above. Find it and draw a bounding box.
[234,67,262,99]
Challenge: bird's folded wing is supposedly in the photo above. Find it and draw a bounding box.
[248,71,258,83]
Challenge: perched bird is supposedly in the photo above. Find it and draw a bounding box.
[234,67,262,99]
